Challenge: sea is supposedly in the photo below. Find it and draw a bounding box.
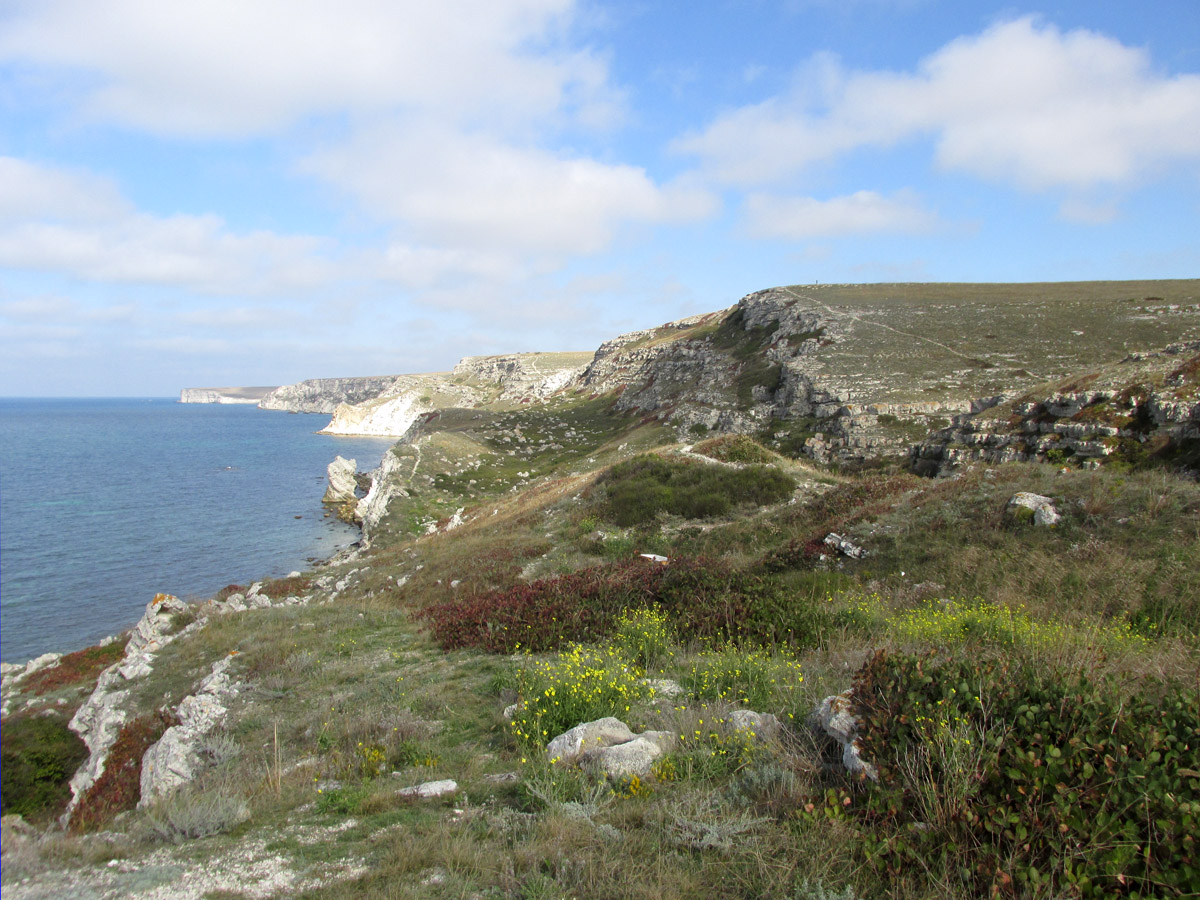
[0,398,397,664]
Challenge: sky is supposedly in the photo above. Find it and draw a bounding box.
[0,1,1198,396]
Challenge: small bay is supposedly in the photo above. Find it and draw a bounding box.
[0,398,396,663]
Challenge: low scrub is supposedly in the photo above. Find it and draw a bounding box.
[0,712,88,823]
[421,555,834,654]
[598,454,795,527]
[71,709,177,832]
[21,641,124,696]
[850,650,1200,898]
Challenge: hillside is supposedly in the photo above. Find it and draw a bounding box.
[3,281,1199,900]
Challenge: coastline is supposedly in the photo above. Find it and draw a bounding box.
[0,398,394,665]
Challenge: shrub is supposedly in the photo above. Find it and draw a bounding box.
[142,786,249,842]
[0,713,88,823]
[599,454,795,527]
[611,606,677,670]
[508,643,649,753]
[686,645,805,712]
[850,650,1200,898]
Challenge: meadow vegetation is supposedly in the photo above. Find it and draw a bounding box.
[3,412,1198,898]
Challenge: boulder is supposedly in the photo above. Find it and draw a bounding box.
[582,736,664,780]
[545,717,635,766]
[323,456,358,503]
[1007,492,1061,527]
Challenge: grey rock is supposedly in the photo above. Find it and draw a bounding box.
[727,710,782,741]
[1008,492,1061,527]
[545,717,635,766]
[394,779,458,799]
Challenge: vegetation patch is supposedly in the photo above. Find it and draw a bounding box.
[598,454,795,526]
[0,712,89,823]
[21,641,124,695]
[692,434,778,464]
[851,650,1200,898]
[71,709,178,832]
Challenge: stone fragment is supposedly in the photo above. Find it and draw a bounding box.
[323,456,358,503]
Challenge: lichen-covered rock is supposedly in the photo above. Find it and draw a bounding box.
[323,456,358,503]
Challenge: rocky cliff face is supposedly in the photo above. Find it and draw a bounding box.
[259,376,403,413]
[911,341,1200,475]
[317,353,595,437]
[179,387,277,404]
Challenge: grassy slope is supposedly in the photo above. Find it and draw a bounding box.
[778,280,1200,404]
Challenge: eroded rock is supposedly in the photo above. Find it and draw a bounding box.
[323,456,358,503]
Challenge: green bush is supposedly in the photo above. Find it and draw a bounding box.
[693,434,777,464]
[0,713,88,823]
[850,650,1200,898]
[600,454,795,527]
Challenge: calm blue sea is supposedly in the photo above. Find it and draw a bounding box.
[0,399,396,664]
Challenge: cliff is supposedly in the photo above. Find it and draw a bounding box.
[258,375,402,413]
[911,340,1200,475]
[178,386,278,404]
[317,352,594,437]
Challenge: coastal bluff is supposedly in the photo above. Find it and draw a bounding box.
[178,386,278,404]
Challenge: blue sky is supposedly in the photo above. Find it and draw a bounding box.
[1,0,1197,396]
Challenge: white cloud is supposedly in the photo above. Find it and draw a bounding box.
[0,157,127,224]
[0,158,343,294]
[675,17,1200,191]
[303,123,716,257]
[743,190,938,239]
[0,0,614,137]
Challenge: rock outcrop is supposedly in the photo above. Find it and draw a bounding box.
[912,341,1200,476]
[323,456,359,503]
[259,376,402,414]
[66,594,200,821]
[139,654,240,806]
